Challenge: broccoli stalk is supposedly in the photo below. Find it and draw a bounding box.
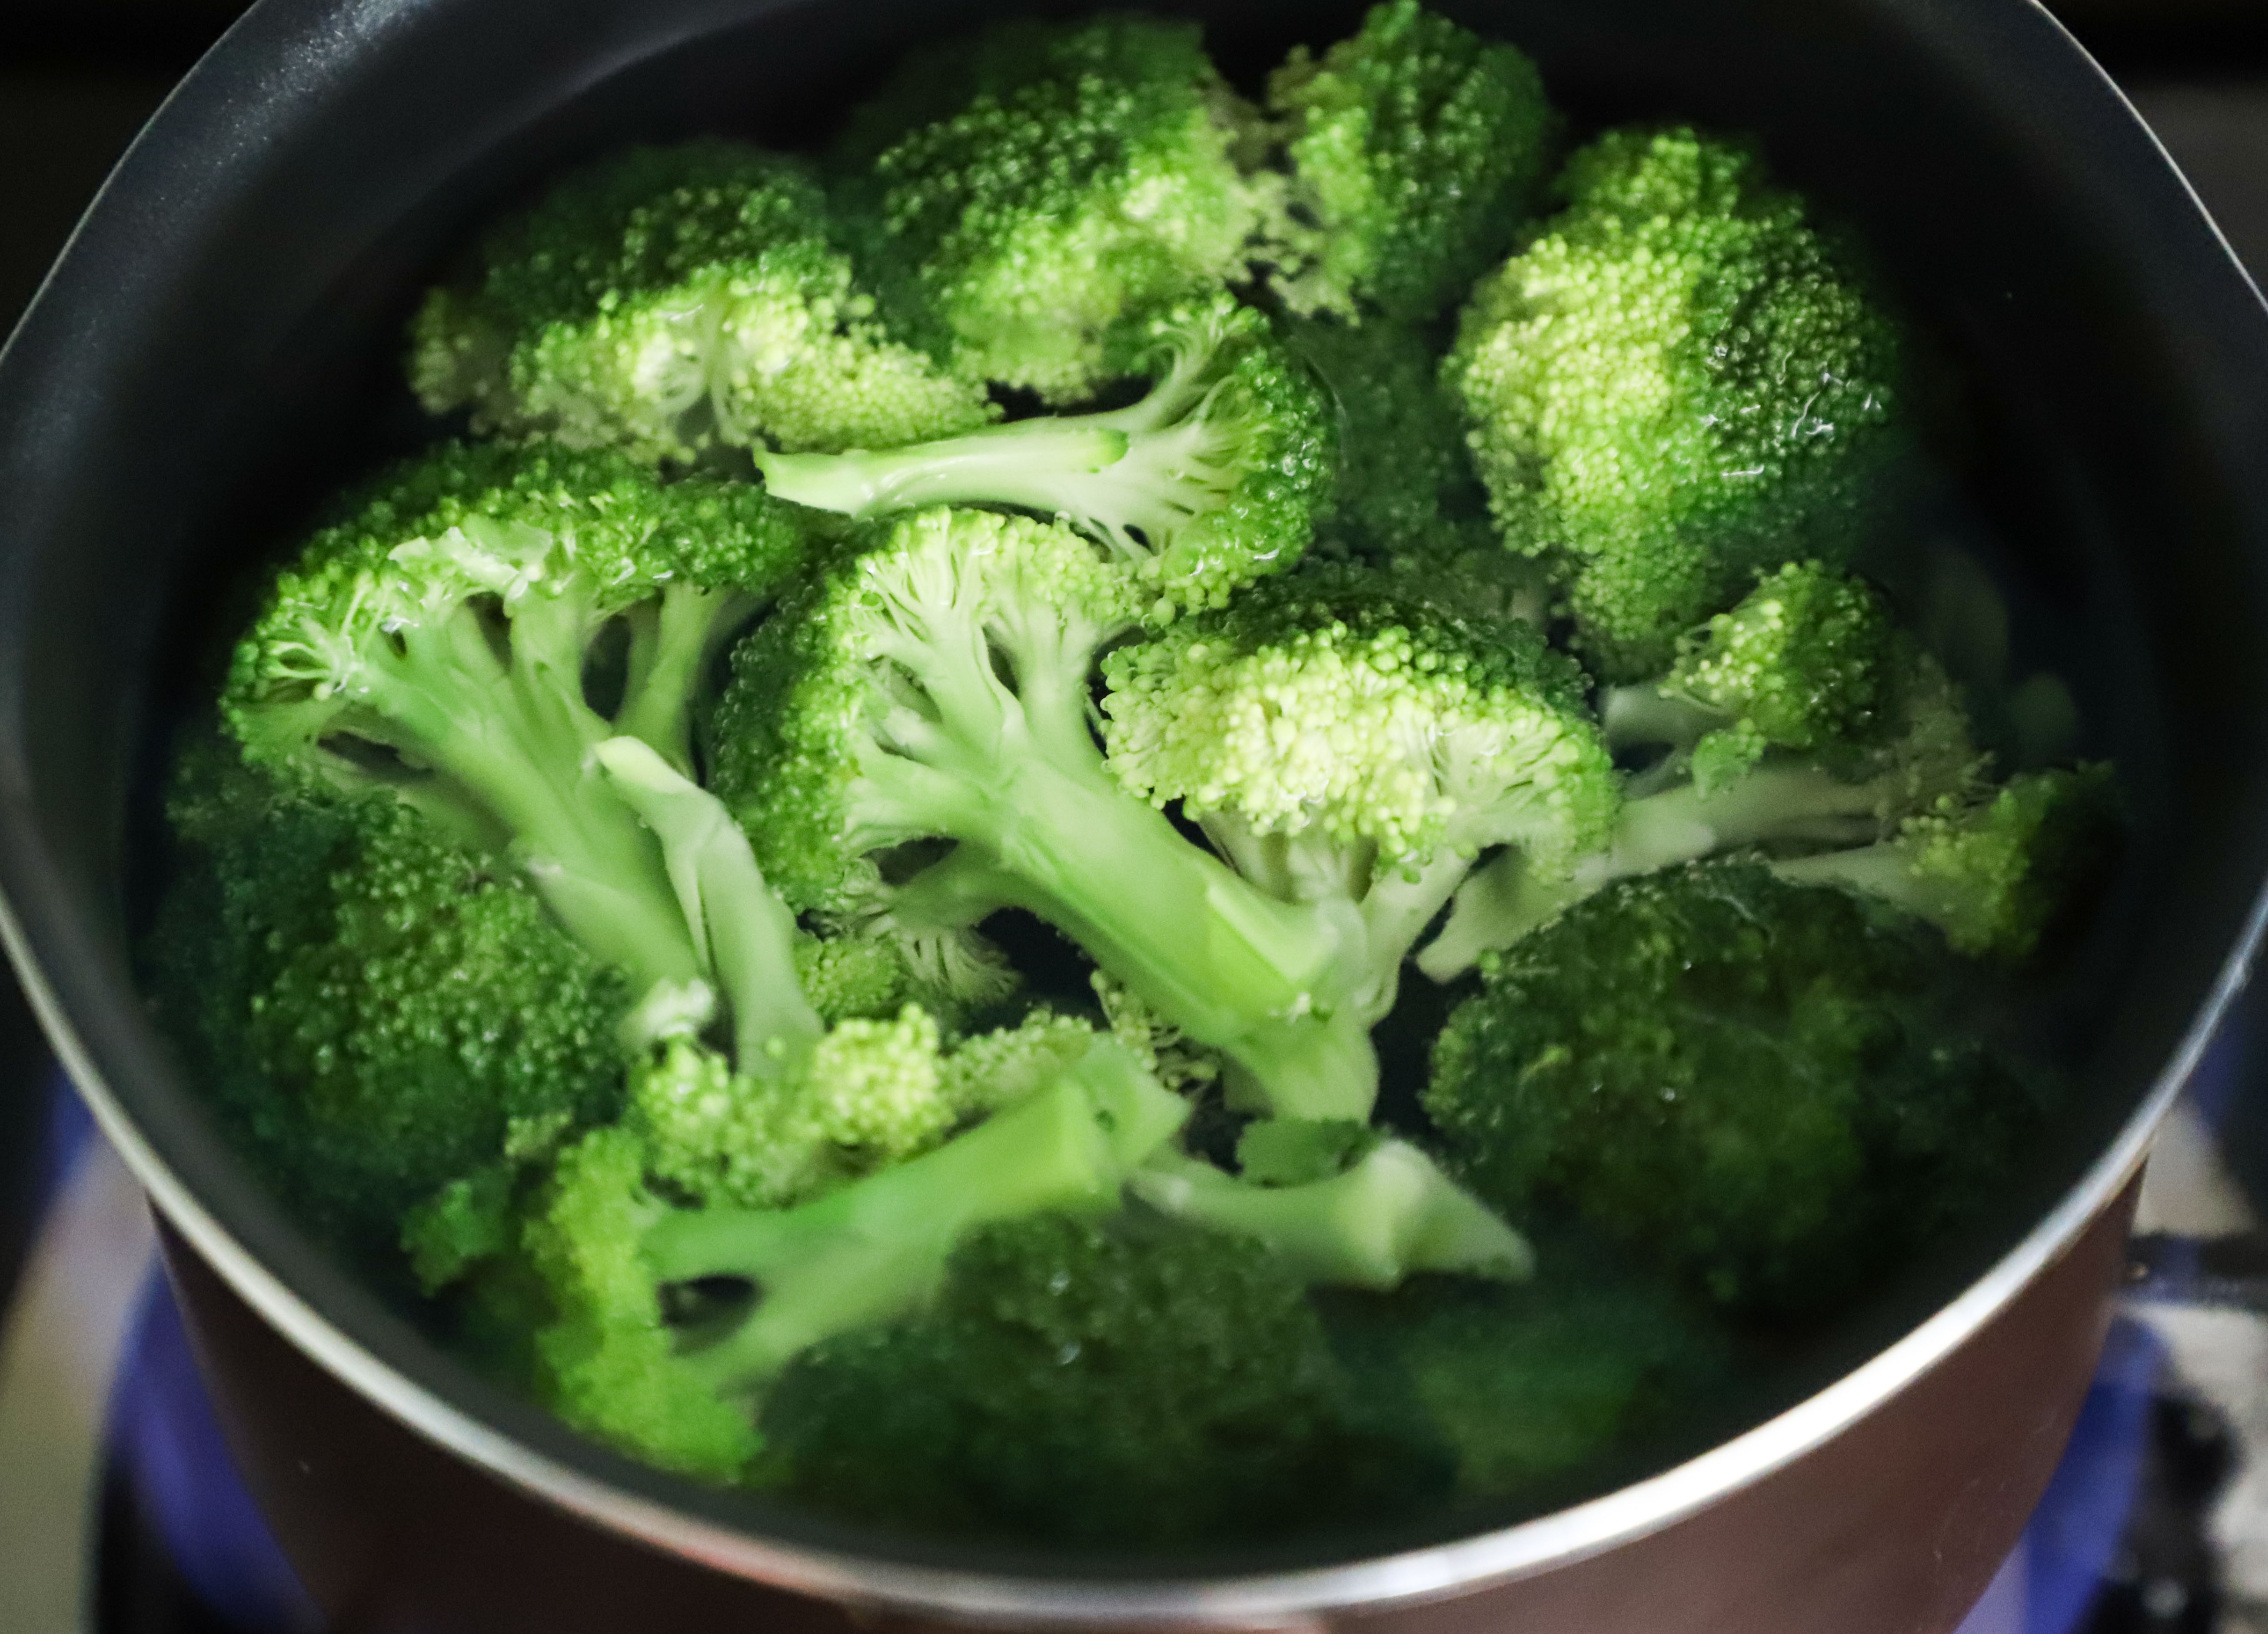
[1131,1139,1533,1290]
[753,294,1337,613]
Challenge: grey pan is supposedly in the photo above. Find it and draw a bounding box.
[0,0,2265,1629]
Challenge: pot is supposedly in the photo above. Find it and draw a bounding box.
[2,0,2265,1630]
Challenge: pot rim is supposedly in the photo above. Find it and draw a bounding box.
[3,0,2266,1622]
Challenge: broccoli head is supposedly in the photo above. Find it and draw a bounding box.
[1447,126,1906,678]
[754,293,1338,615]
[759,1212,1447,1548]
[225,441,809,1029]
[1775,764,2121,961]
[1257,0,1557,323]
[150,748,628,1257]
[1424,861,2048,1314]
[409,143,995,462]
[1318,1259,1728,1504]
[1102,563,1616,1025]
[834,17,1266,402]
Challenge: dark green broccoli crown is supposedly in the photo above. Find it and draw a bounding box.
[1319,1256,1727,1505]
[1424,861,2042,1313]
[1263,0,1556,322]
[760,1212,1446,1547]
[1284,315,1487,555]
[148,746,628,1257]
[835,16,1263,402]
[1448,126,1906,679]
[465,142,830,331]
[410,142,994,458]
[1103,564,1614,874]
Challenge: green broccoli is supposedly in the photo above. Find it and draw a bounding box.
[1318,1258,1728,1504]
[1447,126,1906,678]
[1419,566,1985,979]
[1255,0,1557,322]
[1101,564,1618,1026]
[833,16,1266,402]
[224,440,809,1037]
[1601,560,1912,794]
[150,748,628,1255]
[710,506,1390,1123]
[409,142,994,462]
[1773,764,2121,961]
[520,1038,1188,1479]
[752,294,1337,615]
[759,1212,1447,1547]
[1283,315,1493,559]
[1424,862,2050,1313]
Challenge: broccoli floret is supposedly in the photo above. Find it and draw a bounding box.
[1424,862,2049,1313]
[1319,1260,1728,1503]
[833,17,1265,402]
[525,1040,1187,1478]
[150,748,629,1256]
[225,441,809,1038]
[759,1212,1447,1547]
[1255,0,1556,323]
[1775,764,2121,960]
[1602,561,1911,794]
[409,142,994,462]
[1447,126,1905,679]
[711,506,1389,1123]
[1419,595,1984,980]
[753,294,1337,614]
[1102,564,1617,1026]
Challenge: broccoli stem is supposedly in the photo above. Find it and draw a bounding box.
[1417,764,1891,980]
[757,428,1131,523]
[1770,842,1946,920]
[363,603,704,1000]
[646,1043,1187,1391]
[1131,1142,1533,1290]
[895,750,1379,1121]
[595,738,824,1075]
[615,585,752,778]
[1600,684,1720,752]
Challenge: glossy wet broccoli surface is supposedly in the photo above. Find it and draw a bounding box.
[145,0,2119,1558]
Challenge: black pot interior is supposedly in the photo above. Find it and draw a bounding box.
[3,0,2267,1586]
